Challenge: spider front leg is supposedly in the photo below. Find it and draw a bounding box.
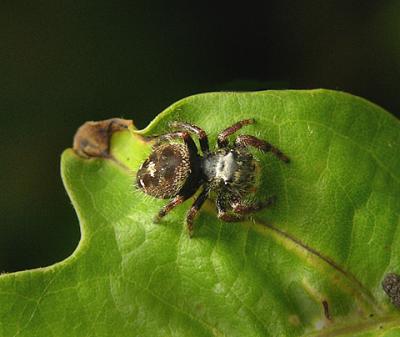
[235,135,290,163]
[186,185,210,237]
[217,194,275,222]
[216,193,244,222]
[231,195,276,215]
[217,119,254,148]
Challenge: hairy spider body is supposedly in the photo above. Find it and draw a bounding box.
[136,119,289,236]
[202,147,257,195]
[137,142,201,199]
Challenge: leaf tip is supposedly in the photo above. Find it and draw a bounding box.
[72,118,134,159]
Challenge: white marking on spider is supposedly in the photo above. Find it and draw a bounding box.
[148,161,156,177]
[215,152,237,183]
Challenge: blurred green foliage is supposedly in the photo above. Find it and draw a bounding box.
[0,0,399,272]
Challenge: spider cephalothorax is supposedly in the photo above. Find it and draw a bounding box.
[136,119,289,236]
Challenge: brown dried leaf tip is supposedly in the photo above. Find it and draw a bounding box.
[73,118,133,158]
[382,273,400,309]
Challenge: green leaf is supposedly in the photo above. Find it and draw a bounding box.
[1,90,399,337]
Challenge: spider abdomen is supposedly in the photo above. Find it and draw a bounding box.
[137,143,192,199]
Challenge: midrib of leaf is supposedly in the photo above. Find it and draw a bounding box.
[248,219,380,310]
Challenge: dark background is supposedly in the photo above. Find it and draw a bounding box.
[1,1,399,272]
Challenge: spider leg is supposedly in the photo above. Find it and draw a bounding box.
[217,119,255,148]
[231,195,276,215]
[154,194,189,223]
[154,131,198,154]
[186,185,210,237]
[217,212,244,222]
[216,192,244,222]
[169,121,209,154]
[235,135,290,163]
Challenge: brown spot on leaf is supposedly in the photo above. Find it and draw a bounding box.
[382,273,400,308]
[73,118,132,158]
[322,300,332,320]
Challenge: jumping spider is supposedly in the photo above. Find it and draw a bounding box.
[136,119,289,236]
